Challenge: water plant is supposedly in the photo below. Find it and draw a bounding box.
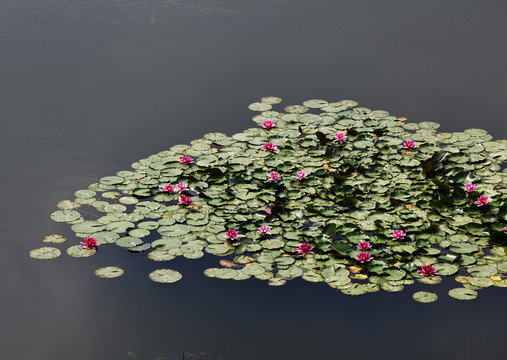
[30,97,507,302]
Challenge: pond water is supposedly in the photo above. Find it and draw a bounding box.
[1,1,507,359]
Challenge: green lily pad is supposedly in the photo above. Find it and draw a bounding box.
[95,266,124,278]
[66,245,96,258]
[149,269,182,283]
[29,247,61,260]
[448,287,478,300]
[412,291,438,303]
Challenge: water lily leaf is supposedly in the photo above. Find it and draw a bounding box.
[43,234,67,244]
[95,266,124,278]
[91,231,120,244]
[467,265,497,277]
[67,245,96,258]
[29,247,61,260]
[448,287,478,300]
[115,237,143,248]
[413,291,438,303]
[152,238,182,250]
[50,210,82,223]
[149,269,182,283]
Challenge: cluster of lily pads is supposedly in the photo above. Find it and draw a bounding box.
[30,97,507,302]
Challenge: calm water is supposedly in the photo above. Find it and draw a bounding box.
[1,1,506,359]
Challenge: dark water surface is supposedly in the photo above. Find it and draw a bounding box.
[1,1,507,359]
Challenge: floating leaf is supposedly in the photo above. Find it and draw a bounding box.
[448,287,478,300]
[66,245,96,258]
[149,269,182,283]
[29,247,61,260]
[95,266,124,278]
[413,291,438,303]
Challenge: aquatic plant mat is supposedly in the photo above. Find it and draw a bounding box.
[31,97,507,302]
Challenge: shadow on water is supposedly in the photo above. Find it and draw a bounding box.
[124,348,222,360]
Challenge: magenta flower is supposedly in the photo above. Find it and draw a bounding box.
[176,182,187,192]
[80,237,98,249]
[268,172,280,181]
[263,142,278,152]
[265,208,272,215]
[357,241,372,250]
[225,229,239,240]
[179,156,194,165]
[476,196,491,207]
[178,195,193,205]
[504,226,507,233]
[162,184,175,193]
[464,183,476,192]
[295,243,313,255]
[258,225,271,234]
[403,141,416,150]
[296,171,307,180]
[392,230,405,240]
[355,252,373,263]
[418,265,438,277]
[334,132,347,143]
[262,120,275,129]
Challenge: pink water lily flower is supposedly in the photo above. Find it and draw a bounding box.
[403,141,416,150]
[418,264,438,277]
[178,195,193,205]
[263,142,278,151]
[334,132,347,143]
[225,229,239,240]
[176,182,187,192]
[295,243,313,255]
[80,237,98,249]
[392,230,405,240]
[258,225,271,234]
[464,183,476,192]
[262,120,275,129]
[162,184,175,193]
[296,171,307,180]
[265,208,272,215]
[476,196,491,206]
[355,252,372,263]
[357,241,372,250]
[179,156,194,164]
[268,172,280,181]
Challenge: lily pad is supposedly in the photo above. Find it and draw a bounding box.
[29,247,61,260]
[95,266,124,278]
[149,269,182,283]
[412,291,438,303]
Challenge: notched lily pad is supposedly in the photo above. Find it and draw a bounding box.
[29,247,61,260]
[149,269,182,283]
[95,266,124,278]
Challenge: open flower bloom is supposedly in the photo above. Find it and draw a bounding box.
[268,172,280,181]
[225,229,239,240]
[418,264,438,277]
[258,225,271,234]
[296,171,307,180]
[80,237,98,249]
[403,141,416,150]
[262,120,275,129]
[162,184,175,193]
[179,156,194,164]
[464,183,476,192]
[334,132,347,142]
[392,230,405,240]
[355,252,372,263]
[176,182,187,192]
[265,208,272,215]
[357,241,372,250]
[295,243,313,255]
[476,196,491,206]
[263,142,278,151]
[178,195,193,205]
